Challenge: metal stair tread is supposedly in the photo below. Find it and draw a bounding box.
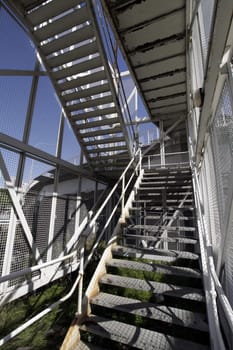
[62,83,110,102]
[58,70,107,92]
[89,145,127,154]
[74,340,106,350]
[26,0,83,26]
[80,126,122,138]
[131,203,195,210]
[128,224,196,232]
[133,199,193,203]
[83,136,125,146]
[128,214,194,220]
[112,245,199,261]
[91,292,208,332]
[34,7,89,41]
[42,25,94,56]
[67,96,114,113]
[100,274,205,302]
[123,233,197,244]
[80,315,209,350]
[53,56,103,80]
[76,117,119,130]
[139,186,192,191]
[71,106,117,121]
[107,258,201,279]
[47,41,99,68]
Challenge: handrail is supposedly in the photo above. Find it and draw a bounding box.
[0,147,142,347]
[189,139,233,349]
[0,251,77,284]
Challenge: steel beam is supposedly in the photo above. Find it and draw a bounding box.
[0,132,93,178]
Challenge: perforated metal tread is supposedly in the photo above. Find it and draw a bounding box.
[91,292,208,333]
[80,315,209,350]
[131,203,195,210]
[123,233,197,244]
[107,258,201,279]
[75,340,106,350]
[112,245,199,262]
[128,214,194,221]
[100,274,205,302]
[128,224,196,232]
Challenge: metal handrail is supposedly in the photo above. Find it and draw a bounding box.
[189,136,233,348]
[0,251,77,284]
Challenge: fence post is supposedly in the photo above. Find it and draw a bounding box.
[120,174,125,223]
[77,238,85,316]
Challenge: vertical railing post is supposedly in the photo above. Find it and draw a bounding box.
[77,237,85,317]
[121,174,125,222]
[139,147,142,174]
[160,120,165,168]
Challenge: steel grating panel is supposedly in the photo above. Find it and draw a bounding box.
[104,0,188,140]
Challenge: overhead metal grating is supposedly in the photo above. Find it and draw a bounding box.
[103,0,188,141]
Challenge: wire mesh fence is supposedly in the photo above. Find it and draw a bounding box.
[0,147,107,304]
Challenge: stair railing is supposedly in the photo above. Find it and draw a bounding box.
[189,151,233,350]
[0,148,142,347]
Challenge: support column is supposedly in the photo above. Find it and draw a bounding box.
[47,112,65,261]
[159,120,165,168]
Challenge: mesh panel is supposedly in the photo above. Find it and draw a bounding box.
[199,0,215,67]
[211,81,233,230]
[52,195,76,259]
[210,79,233,307]
[9,224,33,286]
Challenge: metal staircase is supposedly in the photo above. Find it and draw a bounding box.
[62,167,210,350]
[5,0,132,171]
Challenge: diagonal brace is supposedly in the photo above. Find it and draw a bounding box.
[0,151,42,263]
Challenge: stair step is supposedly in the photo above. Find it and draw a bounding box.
[133,199,194,204]
[71,106,117,122]
[34,7,89,42]
[79,315,209,350]
[80,126,122,138]
[91,292,208,335]
[58,70,107,92]
[48,41,99,69]
[131,203,195,210]
[99,274,205,303]
[77,117,119,130]
[43,25,94,56]
[74,340,106,350]
[83,136,125,146]
[128,213,195,221]
[123,233,197,244]
[54,56,103,80]
[139,187,192,192]
[142,174,191,179]
[141,181,192,187]
[107,258,201,280]
[89,145,127,154]
[63,83,110,102]
[112,245,199,267]
[26,0,83,26]
[68,95,114,113]
[128,224,196,232]
[144,169,191,174]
